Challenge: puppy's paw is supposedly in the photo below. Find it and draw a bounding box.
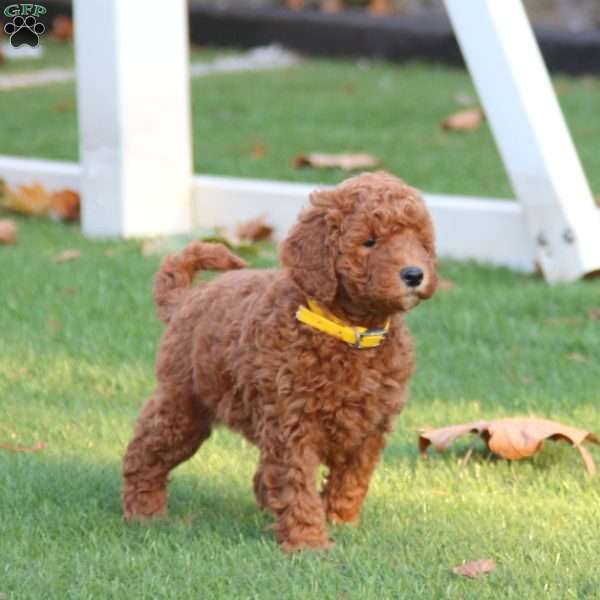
[281,537,335,554]
[123,488,168,520]
[326,509,360,526]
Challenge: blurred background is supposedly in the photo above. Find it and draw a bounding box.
[189,0,600,30]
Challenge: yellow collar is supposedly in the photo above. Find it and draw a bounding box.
[296,298,391,349]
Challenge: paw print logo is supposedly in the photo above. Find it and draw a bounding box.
[4,15,45,48]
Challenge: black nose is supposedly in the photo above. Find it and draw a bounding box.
[400,266,424,288]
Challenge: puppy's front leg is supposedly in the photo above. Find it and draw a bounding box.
[322,435,385,525]
[258,441,332,553]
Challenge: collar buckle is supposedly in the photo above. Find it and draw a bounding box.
[352,327,389,349]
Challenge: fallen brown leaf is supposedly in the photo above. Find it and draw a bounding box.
[294,152,380,171]
[52,15,74,42]
[54,249,81,263]
[0,441,47,452]
[0,219,17,244]
[452,559,496,579]
[567,352,587,363]
[49,189,80,222]
[3,182,51,216]
[236,215,273,242]
[250,143,267,160]
[442,107,485,132]
[595,193,600,207]
[419,417,599,475]
[369,0,394,16]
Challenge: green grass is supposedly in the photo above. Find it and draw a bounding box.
[2,46,600,599]
[2,216,600,599]
[1,45,600,196]
[0,39,74,74]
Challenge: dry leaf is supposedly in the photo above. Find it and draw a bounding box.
[54,249,81,263]
[0,219,17,244]
[294,152,380,171]
[452,559,496,579]
[369,0,394,16]
[595,193,600,207]
[419,417,599,475]
[52,16,74,42]
[49,189,80,222]
[3,182,51,216]
[236,215,273,242]
[0,441,47,452]
[250,143,267,159]
[442,108,485,132]
[567,352,587,363]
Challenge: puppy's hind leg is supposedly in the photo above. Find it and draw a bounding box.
[122,384,213,520]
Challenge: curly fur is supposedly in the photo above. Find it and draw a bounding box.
[122,171,437,552]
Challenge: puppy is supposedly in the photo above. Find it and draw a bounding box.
[123,171,437,552]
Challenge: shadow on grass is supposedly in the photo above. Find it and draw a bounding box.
[382,437,493,465]
[4,452,268,545]
[5,436,591,563]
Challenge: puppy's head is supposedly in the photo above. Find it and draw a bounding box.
[281,171,437,314]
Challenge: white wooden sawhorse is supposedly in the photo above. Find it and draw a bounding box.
[0,0,598,281]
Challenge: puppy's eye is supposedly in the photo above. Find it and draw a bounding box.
[363,238,377,248]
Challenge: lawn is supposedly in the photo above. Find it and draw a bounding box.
[2,44,600,599]
[0,39,75,75]
[1,41,600,197]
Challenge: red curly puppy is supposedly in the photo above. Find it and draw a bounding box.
[122,171,437,552]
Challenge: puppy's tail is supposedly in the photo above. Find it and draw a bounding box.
[154,241,247,323]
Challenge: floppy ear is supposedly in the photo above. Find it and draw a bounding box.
[280,206,338,305]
